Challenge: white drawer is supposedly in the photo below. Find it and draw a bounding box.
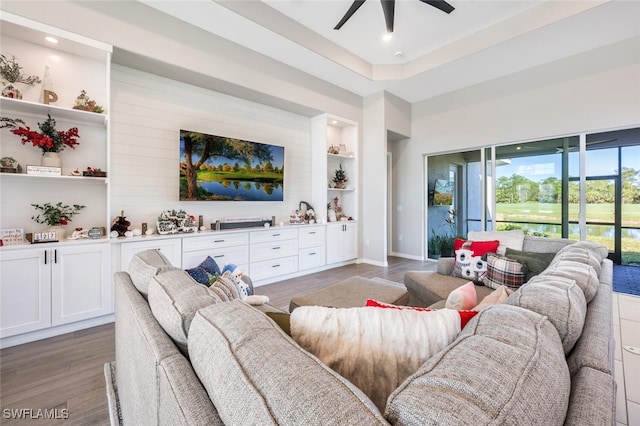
[182,246,249,270]
[250,228,298,244]
[250,255,298,281]
[182,232,248,252]
[298,226,326,249]
[298,246,325,270]
[250,239,298,262]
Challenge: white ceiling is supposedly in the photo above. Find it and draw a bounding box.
[138,0,640,103]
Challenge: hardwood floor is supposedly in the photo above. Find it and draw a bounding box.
[0,256,434,425]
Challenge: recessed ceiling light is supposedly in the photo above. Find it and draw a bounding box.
[394,51,404,57]
[45,36,58,44]
[382,33,392,42]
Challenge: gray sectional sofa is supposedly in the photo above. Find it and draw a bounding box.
[106,235,616,425]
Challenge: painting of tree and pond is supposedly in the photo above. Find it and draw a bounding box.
[180,130,285,201]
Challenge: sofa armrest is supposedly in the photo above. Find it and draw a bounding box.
[437,257,455,275]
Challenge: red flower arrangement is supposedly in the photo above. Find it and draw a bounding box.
[0,114,80,153]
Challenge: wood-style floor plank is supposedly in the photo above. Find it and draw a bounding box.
[0,257,433,425]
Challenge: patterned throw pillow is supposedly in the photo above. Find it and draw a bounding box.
[483,253,528,290]
[184,256,221,285]
[452,238,500,283]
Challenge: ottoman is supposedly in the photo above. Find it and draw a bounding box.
[289,276,409,312]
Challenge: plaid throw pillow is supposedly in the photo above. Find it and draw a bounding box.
[483,253,528,290]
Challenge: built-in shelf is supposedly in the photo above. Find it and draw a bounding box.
[0,97,107,126]
[328,188,355,192]
[0,173,107,183]
[327,153,355,160]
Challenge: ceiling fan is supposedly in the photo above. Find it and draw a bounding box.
[334,0,455,32]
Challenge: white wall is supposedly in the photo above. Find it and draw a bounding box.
[110,65,312,230]
[396,38,640,259]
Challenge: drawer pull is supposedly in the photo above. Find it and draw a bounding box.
[272,246,281,250]
[272,264,280,268]
[309,252,316,256]
[309,231,316,235]
[214,240,225,243]
[272,233,281,237]
[213,255,225,259]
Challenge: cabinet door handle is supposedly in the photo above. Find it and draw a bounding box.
[44,250,47,265]
[54,249,57,264]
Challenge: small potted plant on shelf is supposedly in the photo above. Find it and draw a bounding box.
[31,202,85,240]
[332,163,348,189]
[0,54,42,99]
[0,114,80,167]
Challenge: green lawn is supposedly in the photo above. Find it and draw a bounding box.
[496,202,640,264]
[496,202,640,226]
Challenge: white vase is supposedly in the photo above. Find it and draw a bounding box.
[41,152,62,168]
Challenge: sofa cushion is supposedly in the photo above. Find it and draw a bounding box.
[385,305,570,425]
[551,249,602,276]
[483,253,528,290]
[445,281,477,310]
[148,270,222,354]
[188,301,388,425]
[472,285,512,311]
[522,235,575,253]
[538,260,599,303]
[452,238,500,282]
[504,248,556,282]
[559,240,609,260]
[128,249,180,297]
[290,305,476,412]
[507,275,587,354]
[467,229,525,255]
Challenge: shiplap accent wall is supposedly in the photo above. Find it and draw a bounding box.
[110,65,311,230]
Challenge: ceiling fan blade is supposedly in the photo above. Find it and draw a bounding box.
[380,0,395,33]
[419,0,455,14]
[334,0,367,30]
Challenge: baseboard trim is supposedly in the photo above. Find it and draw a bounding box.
[0,314,115,349]
[388,252,427,261]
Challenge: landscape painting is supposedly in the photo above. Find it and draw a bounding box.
[433,179,453,206]
[179,130,285,201]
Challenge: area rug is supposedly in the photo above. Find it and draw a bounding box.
[613,265,640,296]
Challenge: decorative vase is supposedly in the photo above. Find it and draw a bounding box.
[41,152,62,168]
[47,225,66,240]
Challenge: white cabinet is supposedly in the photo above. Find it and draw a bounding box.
[182,232,249,271]
[249,228,298,283]
[0,242,111,339]
[119,237,182,270]
[0,249,51,337]
[298,225,326,270]
[51,243,111,326]
[326,222,357,264]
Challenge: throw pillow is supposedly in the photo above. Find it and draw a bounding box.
[483,253,528,290]
[445,281,477,310]
[185,266,213,286]
[290,306,478,412]
[472,285,513,311]
[467,230,525,255]
[504,248,556,282]
[452,238,500,283]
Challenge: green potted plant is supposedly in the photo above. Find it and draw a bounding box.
[428,232,443,259]
[31,202,85,239]
[332,163,348,189]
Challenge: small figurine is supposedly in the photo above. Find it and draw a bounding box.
[111,210,131,237]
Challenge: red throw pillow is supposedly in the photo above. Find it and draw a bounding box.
[365,299,478,328]
[452,238,500,283]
